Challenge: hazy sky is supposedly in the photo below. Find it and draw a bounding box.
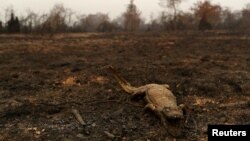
[0,0,249,22]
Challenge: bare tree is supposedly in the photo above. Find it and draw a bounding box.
[123,0,141,32]
[147,13,161,31]
[177,12,196,30]
[220,8,240,30]
[78,13,111,32]
[19,10,39,33]
[160,12,167,29]
[159,0,183,30]
[36,14,49,33]
[192,0,222,30]
[0,21,3,33]
[112,16,125,31]
[42,3,68,35]
[97,16,114,32]
[241,4,250,31]
[4,6,14,24]
[7,12,20,33]
[65,9,74,27]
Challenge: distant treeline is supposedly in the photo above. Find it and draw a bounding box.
[0,0,250,34]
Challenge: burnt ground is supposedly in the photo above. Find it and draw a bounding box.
[0,32,249,141]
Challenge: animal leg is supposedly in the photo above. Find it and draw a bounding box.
[161,116,167,127]
[130,86,147,100]
[144,103,168,129]
[158,112,168,127]
[179,104,190,124]
[144,104,167,126]
[179,104,185,109]
[132,86,148,96]
[144,103,156,111]
[162,84,170,89]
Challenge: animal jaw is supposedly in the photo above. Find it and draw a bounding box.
[163,106,184,119]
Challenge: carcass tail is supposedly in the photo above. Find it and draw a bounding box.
[107,66,136,94]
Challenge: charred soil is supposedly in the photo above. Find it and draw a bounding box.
[0,32,250,141]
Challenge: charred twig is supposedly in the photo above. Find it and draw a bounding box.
[71,108,91,135]
[104,131,116,139]
[71,109,86,125]
[85,100,144,108]
[37,100,144,108]
[219,101,250,108]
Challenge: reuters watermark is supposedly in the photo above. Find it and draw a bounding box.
[208,125,249,141]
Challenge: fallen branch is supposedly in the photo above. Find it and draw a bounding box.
[71,109,86,125]
[219,101,250,108]
[104,131,115,139]
[38,100,144,108]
